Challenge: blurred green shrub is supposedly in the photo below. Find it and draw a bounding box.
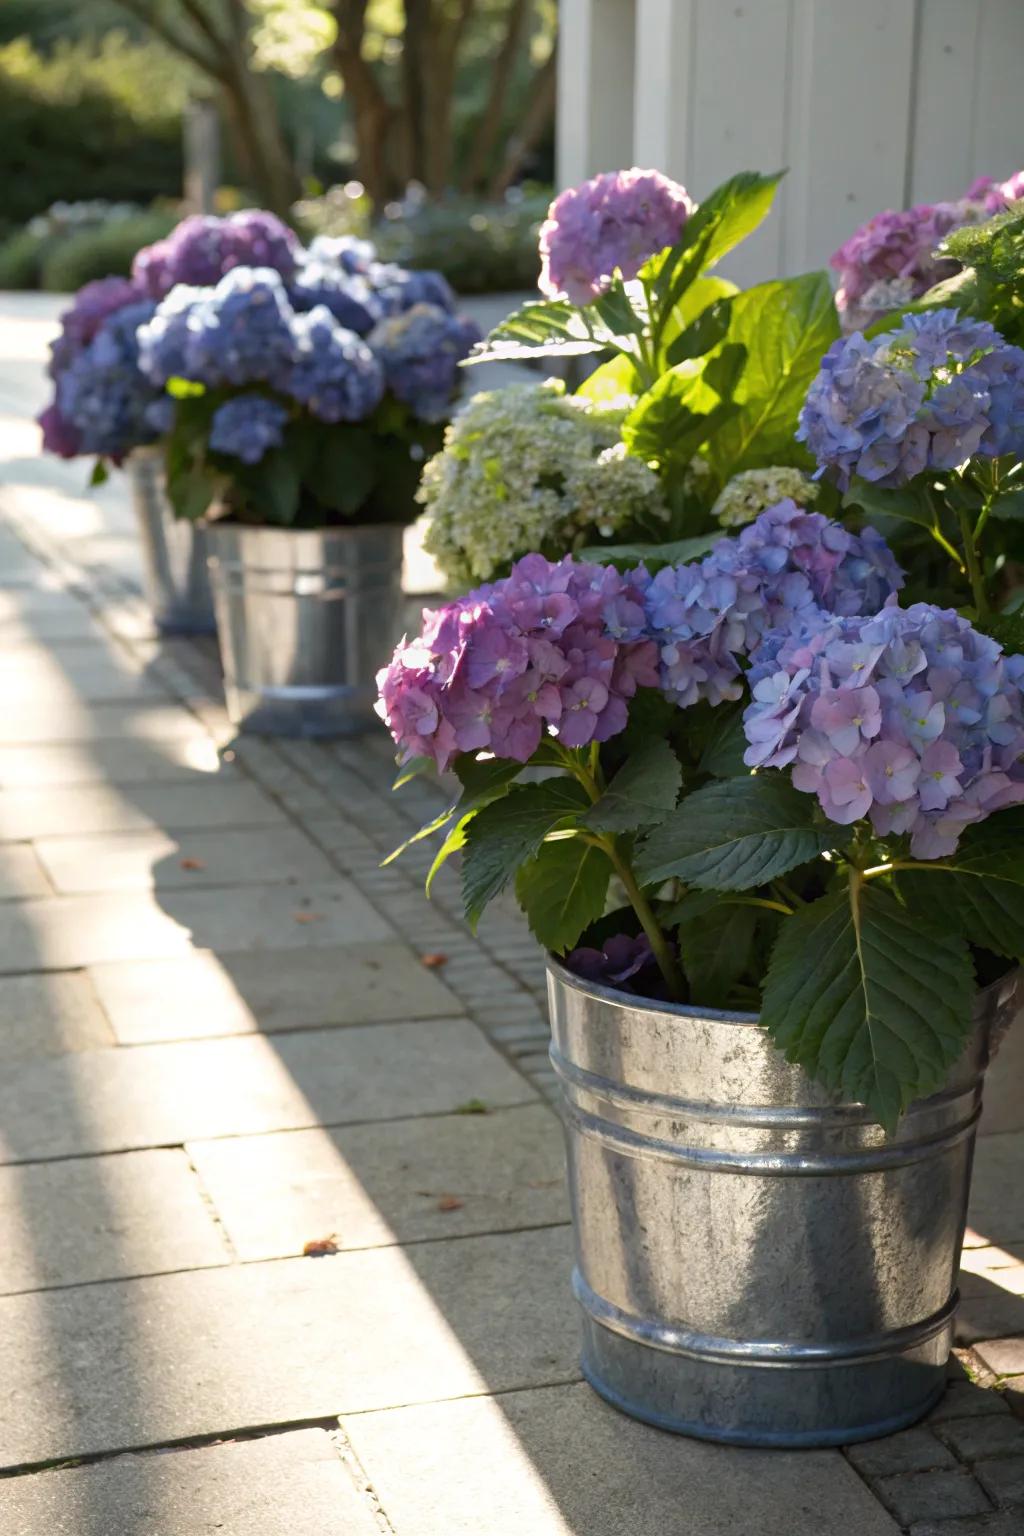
[0,34,186,226]
[39,210,179,292]
[0,227,46,290]
[295,183,547,295]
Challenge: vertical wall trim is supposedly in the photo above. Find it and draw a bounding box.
[903,0,924,208]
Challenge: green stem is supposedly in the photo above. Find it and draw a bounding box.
[863,859,952,879]
[728,896,794,916]
[602,837,686,1001]
[956,501,990,619]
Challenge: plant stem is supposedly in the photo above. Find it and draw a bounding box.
[956,501,990,619]
[602,838,687,1000]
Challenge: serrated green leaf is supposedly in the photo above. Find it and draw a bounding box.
[452,754,524,803]
[392,756,433,790]
[896,813,1024,959]
[762,883,976,1132]
[467,296,637,365]
[623,362,739,468]
[704,272,839,479]
[575,354,643,405]
[426,813,473,896]
[698,706,749,778]
[675,891,759,1009]
[699,170,785,272]
[665,298,733,366]
[585,740,682,833]
[515,836,611,952]
[462,779,588,926]
[576,533,719,571]
[842,480,936,530]
[988,489,1024,521]
[634,775,836,890]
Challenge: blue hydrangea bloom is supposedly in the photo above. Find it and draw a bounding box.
[369,262,456,315]
[286,306,385,423]
[56,299,165,461]
[137,283,213,386]
[799,308,1024,489]
[369,303,481,421]
[141,268,297,390]
[306,234,377,275]
[288,262,383,336]
[209,394,289,464]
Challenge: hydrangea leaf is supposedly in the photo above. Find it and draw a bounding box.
[585,740,682,833]
[762,883,976,1133]
[382,756,524,869]
[643,171,783,310]
[467,299,636,365]
[665,298,734,367]
[842,479,935,531]
[312,429,377,515]
[697,706,749,778]
[576,353,643,405]
[674,891,759,1010]
[462,780,589,927]
[704,272,839,478]
[576,532,720,571]
[896,814,1024,959]
[622,360,740,468]
[634,775,836,890]
[515,837,611,953]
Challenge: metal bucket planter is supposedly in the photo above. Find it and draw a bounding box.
[205,522,405,738]
[126,448,215,635]
[547,957,1023,1447]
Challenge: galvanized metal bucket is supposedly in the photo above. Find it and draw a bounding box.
[126,448,215,635]
[205,522,405,738]
[547,957,1023,1447]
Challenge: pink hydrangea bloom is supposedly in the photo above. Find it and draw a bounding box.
[539,168,693,305]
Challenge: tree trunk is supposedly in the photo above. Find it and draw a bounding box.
[331,0,405,206]
[490,42,556,196]
[460,0,529,193]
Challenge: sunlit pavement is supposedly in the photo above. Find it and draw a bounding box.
[0,292,1023,1534]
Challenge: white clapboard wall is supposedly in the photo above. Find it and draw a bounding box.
[556,0,1024,286]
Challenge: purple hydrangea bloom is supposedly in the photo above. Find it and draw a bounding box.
[566,934,670,996]
[830,202,966,331]
[539,168,694,305]
[208,394,289,464]
[285,307,385,423]
[48,276,143,376]
[798,308,1024,490]
[376,553,660,771]
[966,171,1024,213]
[743,598,1024,857]
[369,303,481,421]
[132,211,302,299]
[37,402,81,459]
[51,299,165,462]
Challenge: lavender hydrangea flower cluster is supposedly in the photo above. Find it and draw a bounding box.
[376,554,660,771]
[539,168,694,305]
[47,298,167,462]
[830,202,968,331]
[40,277,149,457]
[132,211,302,299]
[138,268,476,438]
[639,502,903,707]
[377,503,904,770]
[744,599,1024,857]
[368,304,482,422]
[208,395,289,464]
[798,308,1024,490]
[966,171,1024,213]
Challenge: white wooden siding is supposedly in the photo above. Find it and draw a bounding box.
[559,0,1024,285]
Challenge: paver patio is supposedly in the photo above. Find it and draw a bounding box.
[0,292,1022,1533]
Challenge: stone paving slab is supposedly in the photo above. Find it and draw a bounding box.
[0,842,52,898]
[0,736,228,787]
[0,1148,228,1293]
[0,1226,577,1466]
[91,941,462,1043]
[975,1337,1024,1381]
[0,969,114,1060]
[970,1133,1024,1246]
[35,824,335,893]
[188,1103,566,1260]
[0,779,284,839]
[0,880,392,971]
[342,1381,901,1536]
[0,642,168,702]
[0,1429,382,1536]
[0,1018,534,1161]
[0,697,207,746]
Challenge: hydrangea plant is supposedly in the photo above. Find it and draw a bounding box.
[137,263,479,528]
[419,380,668,585]
[379,501,1024,1133]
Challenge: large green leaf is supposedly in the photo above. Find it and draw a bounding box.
[643,171,783,315]
[698,705,749,778]
[704,272,839,479]
[515,836,611,952]
[674,891,759,1010]
[698,170,785,273]
[623,357,739,468]
[634,775,836,890]
[576,533,720,571]
[585,740,681,833]
[896,813,1024,959]
[462,779,588,926]
[312,429,377,515]
[762,883,976,1132]
[665,298,734,367]
[382,754,523,869]
[576,353,643,405]
[467,296,638,365]
[842,480,935,531]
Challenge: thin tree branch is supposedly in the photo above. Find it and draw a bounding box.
[110,0,225,77]
[462,0,528,191]
[490,40,555,196]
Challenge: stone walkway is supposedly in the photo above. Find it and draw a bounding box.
[0,293,1023,1535]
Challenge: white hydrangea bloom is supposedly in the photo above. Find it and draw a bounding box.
[420,379,667,585]
[711,466,818,529]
